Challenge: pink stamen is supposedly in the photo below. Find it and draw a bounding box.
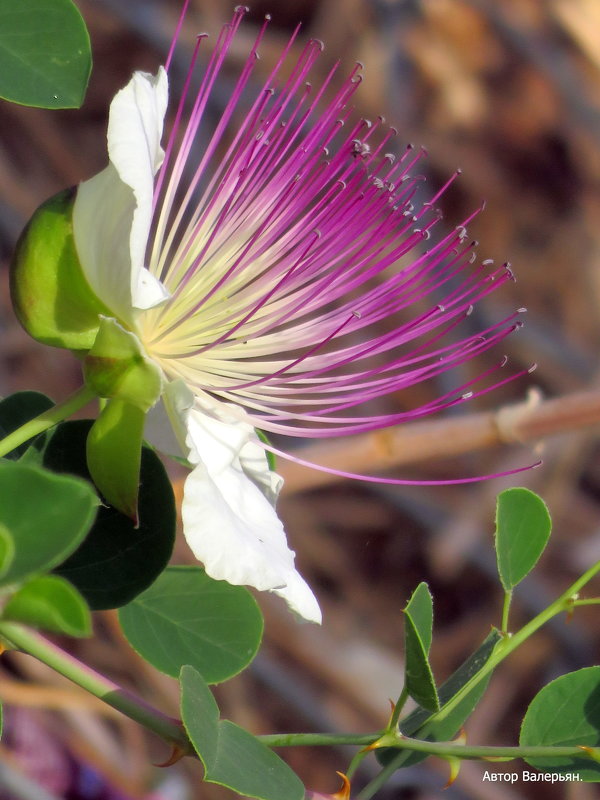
[143,7,534,487]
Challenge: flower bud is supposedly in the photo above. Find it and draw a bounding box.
[10,188,110,351]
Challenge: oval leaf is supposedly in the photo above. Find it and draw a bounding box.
[44,420,175,609]
[495,488,552,591]
[119,566,263,684]
[3,574,91,637]
[180,666,304,800]
[404,582,438,711]
[520,667,600,780]
[0,461,98,587]
[0,0,91,108]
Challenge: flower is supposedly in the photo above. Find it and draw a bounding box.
[25,6,532,623]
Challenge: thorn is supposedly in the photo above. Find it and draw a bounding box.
[578,745,600,762]
[360,736,387,753]
[332,772,351,800]
[442,755,461,789]
[154,744,187,768]
[453,727,467,746]
[481,755,515,762]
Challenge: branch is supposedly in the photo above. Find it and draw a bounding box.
[279,388,600,493]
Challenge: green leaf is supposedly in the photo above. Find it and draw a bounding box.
[180,666,304,800]
[0,0,91,109]
[495,488,552,591]
[404,582,438,711]
[119,566,263,684]
[520,667,600,780]
[379,629,502,770]
[0,391,54,460]
[3,574,91,637]
[0,461,98,588]
[45,421,175,609]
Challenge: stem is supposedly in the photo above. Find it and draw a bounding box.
[378,735,591,760]
[355,735,597,800]
[389,685,409,730]
[0,622,192,754]
[501,589,512,634]
[259,732,382,748]
[279,388,600,494]
[0,386,95,458]
[570,598,600,607]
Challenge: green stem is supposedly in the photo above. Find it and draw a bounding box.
[0,622,192,754]
[376,733,592,760]
[0,386,95,458]
[570,598,600,607]
[259,729,594,761]
[259,732,382,748]
[389,685,409,730]
[501,589,512,634]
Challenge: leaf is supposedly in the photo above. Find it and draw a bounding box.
[404,582,438,711]
[0,461,98,588]
[0,391,54,460]
[180,665,304,800]
[119,566,263,684]
[0,0,91,109]
[3,574,91,637]
[520,667,600,780]
[378,629,502,770]
[495,488,552,591]
[44,421,175,609]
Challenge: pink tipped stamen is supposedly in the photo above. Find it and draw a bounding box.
[260,441,542,486]
[143,8,535,489]
[164,0,192,72]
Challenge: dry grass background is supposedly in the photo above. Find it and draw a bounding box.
[0,0,600,798]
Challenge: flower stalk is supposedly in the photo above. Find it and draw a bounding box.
[0,386,95,459]
[0,621,192,754]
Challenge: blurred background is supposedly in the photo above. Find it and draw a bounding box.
[0,0,600,798]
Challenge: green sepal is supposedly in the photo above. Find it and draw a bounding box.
[10,189,110,351]
[83,317,162,412]
[86,398,145,521]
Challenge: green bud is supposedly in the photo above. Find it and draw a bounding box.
[87,398,145,522]
[10,188,110,350]
[83,317,163,412]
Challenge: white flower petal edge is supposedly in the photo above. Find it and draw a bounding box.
[166,389,322,624]
[73,69,170,326]
[144,379,194,462]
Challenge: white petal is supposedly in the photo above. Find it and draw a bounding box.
[144,379,194,460]
[73,68,170,325]
[180,398,321,623]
